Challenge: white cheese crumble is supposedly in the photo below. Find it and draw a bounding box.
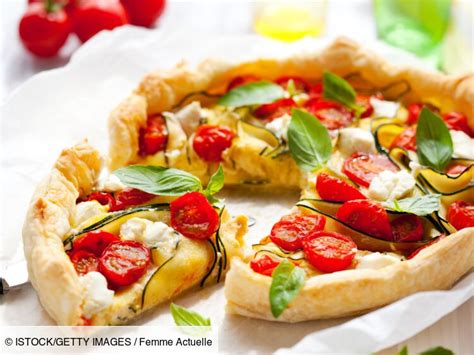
[369,98,400,118]
[99,174,126,193]
[120,218,181,257]
[175,101,201,136]
[356,252,402,270]
[80,272,114,318]
[450,130,474,160]
[74,201,106,226]
[368,170,416,201]
[265,114,291,141]
[338,127,377,156]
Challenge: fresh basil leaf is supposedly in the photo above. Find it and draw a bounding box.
[416,108,453,171]
[270,259,306,318]
[205,164,224,196]
[114,166,202,196]
[323,71,360,113]
[218,81,285,107]
[419,346,454,355]
[384,194,441,216]
[170,303,211,327]
[288,108,332,172]
[398,346,408,355]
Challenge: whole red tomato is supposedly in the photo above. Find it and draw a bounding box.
[72,0,129,43]
[120,0,166,27]
[19,1,71,57]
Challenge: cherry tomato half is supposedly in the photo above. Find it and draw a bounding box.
[69,250,98,276]
[302,231,357,273]
[391,215,424,242]
[170,192,219,240]
[356,95,374,118]
[304,99,354,130]
[19,2,71,58]
[111,188,155,211]
[250,255,280,276]
[193,125,235,162]
[270,213,326,251]
[120,0,166,28]
[73,230,120,256]
[275,76,311,93]
[442,112,473,137]
[343,152,399,187]
[406,103,424,125]
[336,199,393,240]
[99,240,150,288]
[226,75,260,91]
[391,127,417,151]
[87,192,116,210]
[254,98,296,122]
[139,115,168,156]
[316,173,366,202]
[73,0,128,43]
[446,164,469,176]
[447,201,474,230]
[309,82,323,99]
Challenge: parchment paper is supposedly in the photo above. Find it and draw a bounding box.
[1,27,471,353]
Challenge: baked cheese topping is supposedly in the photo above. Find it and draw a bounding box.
[450,130,474,160]
[368,170,416,201]
[80,272,114,318]
[74,201,106,226]
[355,252,403,270]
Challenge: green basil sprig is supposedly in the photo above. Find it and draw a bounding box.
[269,259,306,318]
[416,108,453,172]
[288,108,332,172]
[384,194,441,216]
[170,303,211,327]
[398,345,453,355]
[114,165,224,200]
[218,81,285,107]
[323,71,363,115]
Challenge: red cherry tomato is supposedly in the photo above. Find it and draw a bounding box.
[391,127,417,151]
[442,112,473,137]
[73,230,120,256]
[170,192,219,240]
[250,255,280,276]
[304,98,354,130]
[226,75,260,91]
[275,76,311,92]
[139,115,168,156]
[19,2,71,58]
[87,192,116,210]
[343,153,399,187]
[309,82,323,99]
[302,231,357,273]
[99,240,150,288]
[391,215,424,242]
[316,173,366,202]
[112,188,155,211]
[447,201,474,230]
[69,250,99,276]
[270,214,326,251]
[254,98,296,122]
[72,0,128,43]
[446,164,469,176]
[193,125,235,162]
[120,0,166,27]
[356,95,374,118]
[336,199,393,240]
[406,103,424,125]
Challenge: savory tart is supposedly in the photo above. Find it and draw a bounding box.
[107,37,473,322]
[22,142,247,325]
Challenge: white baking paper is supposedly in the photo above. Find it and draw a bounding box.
[1,27,471,353]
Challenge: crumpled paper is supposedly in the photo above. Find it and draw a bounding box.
[1,27,471,353]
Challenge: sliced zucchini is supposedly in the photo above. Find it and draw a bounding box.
[252,243,305,260]
[374,123,405,153]
[151,237,180,267]
[417,165,473,195]
[296,201,441,254]
[237,120,281,149]
[64,203,170,247]
[172,91,220,110]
